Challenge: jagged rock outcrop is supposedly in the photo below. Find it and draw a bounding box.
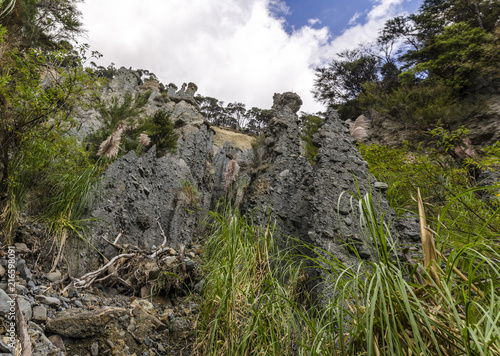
[240,93,420,303]
[69,70,419,292]
[67,70,217,274]
[242,93,419,264]
[73,67,201,140]
[68,68,258,275]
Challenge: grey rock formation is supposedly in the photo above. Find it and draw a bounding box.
[241,93,419,301]
[69,71,419,305]
[36,295,61,308]
[167,83,178,95]
[168,82,200,108]
[73,68,202,140]
[67,69,225,274]
[74,124,214,273]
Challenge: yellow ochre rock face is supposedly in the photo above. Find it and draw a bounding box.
[211,126,254,151]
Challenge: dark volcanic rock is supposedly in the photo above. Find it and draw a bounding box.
[67,68,235,275]
[77,129,214,273]
[242,92,419,301]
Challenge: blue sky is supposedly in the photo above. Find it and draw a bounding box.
[78,0,423,112]
[279,0,422,35]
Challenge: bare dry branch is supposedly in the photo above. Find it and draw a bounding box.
[62,253,134,293]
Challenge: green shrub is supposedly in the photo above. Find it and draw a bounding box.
[359,81,483,130]
[400,23,500,94]
[0,26,98,238]
[138,109,178,157]
[358,142,500,249]
[2,127,103,260]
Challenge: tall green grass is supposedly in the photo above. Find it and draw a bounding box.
[196,195,500,355]
[40,161,103,271]
[194,203,310,355]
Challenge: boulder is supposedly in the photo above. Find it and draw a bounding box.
[45,307,129,338]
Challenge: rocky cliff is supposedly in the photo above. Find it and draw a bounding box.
[70,68,419,291]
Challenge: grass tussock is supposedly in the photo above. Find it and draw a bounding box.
[194,203,310,355]
[195,194,500,355]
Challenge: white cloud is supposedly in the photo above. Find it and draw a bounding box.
[308,18,322,26]
[268,0,291,16]
[78,0,410,113]
[348,12,362,26]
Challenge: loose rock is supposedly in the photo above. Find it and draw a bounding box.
[35,295,61,308]
[33,305,47,322]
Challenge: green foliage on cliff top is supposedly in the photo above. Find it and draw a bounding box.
[313,0,500,136]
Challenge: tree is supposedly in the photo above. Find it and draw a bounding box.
[0,26,96,216]
[400,23,500,93]
[313,48,378,119]
[196,95,228,126]
[378,15,423,56]
[1,0,84,49]
[138,110,178,157]
[418,0,500,32]
[313,49,378,108]
[226,102,247,130]
[246,107,271,135]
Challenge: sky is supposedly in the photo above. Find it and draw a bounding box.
[77,0,422,113]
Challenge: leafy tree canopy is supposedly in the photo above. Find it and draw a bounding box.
[312,0,500,128]
[313,49,378,109]
[1,0,84,50]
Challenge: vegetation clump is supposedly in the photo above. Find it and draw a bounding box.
[299,114,323,165]
[87,94,178,160]
[313,0,500,141]
[359,137,500,250]
[0,3,102,246]
[195,193,500,355]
